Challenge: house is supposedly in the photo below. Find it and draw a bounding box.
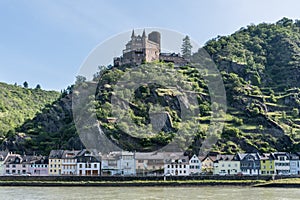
[260,153,275,175]
[48,150,64,175]
[200,155,217,174]
[238,153,261,175]
[213,154,240,175]
[189,154,202,175]
[61,150,81,175]
[28,156,49,176]
[273,152,290,175]
[0,151,9,175]
[4,154,30,175]
[101,151,135,176]
[76,150,101,176]
[164,153,189,176]
[135,152,166,176]
[289,153,300,175]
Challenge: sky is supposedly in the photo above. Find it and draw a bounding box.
[1,0,300,91]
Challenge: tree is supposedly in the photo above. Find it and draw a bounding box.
[75,75,87,85]
[181,35,192,60]
[35,84,41,89]
[23,81,28,88]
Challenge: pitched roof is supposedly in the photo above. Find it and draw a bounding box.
[0,151,9,161]
[49,150,64,159]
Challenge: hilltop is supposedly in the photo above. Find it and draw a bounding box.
[1,17,300,155]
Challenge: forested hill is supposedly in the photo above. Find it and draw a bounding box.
[1,17,300,155]
[0,82,60,149]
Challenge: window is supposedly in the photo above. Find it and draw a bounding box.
[79,164,82,168]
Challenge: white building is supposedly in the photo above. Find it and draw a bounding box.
[101,151,135,176]
[76,150,101,176]
[274,152,290,175]
[61,150,80,175]
[164,154,189,176]
[189,154,201,175]
[28,156,49,176]
[4,154,30,175]
[0,151,9,175]
[289,153,300,175]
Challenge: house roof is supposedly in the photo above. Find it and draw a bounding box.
[4,154,23,164]
[49,150,64,159]
[238,153,261,161]
[0,151,9,161]
[273,152,290,159]
[62,150,81,159]
[214,154,235,163]
[200,155,218,162]
[260,153,275,160]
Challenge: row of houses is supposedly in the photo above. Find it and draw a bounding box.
[1,150,300,176]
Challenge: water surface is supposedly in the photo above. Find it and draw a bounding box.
[0,186,299,200]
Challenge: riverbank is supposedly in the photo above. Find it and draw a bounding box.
[254,178,300,188]
[0,180,264,187]
[0,176,299,187]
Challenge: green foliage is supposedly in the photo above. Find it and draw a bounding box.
[181,35,192,60]
[0,82,60,137]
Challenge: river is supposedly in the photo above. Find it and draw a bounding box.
[0,186,299,200]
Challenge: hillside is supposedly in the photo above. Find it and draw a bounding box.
[1,17,300,155]
[0,82,60,150]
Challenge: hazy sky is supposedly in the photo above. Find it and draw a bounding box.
[1,0,300,91]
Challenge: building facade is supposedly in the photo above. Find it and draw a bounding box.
[76,150,101,176]
[4,154,30,175]
[200,155,217,174]
[28,156,49,176]
[101,151,136,176]
[189,154,202,175]
[289,153,300,175]
[0,151,8,175]
[273,152,290,175]
[164,154,189,176]
[114,30,160,67]
[260,153,275,175]
[213,154,241,175]
[135,152,165,176]
[239,153,261,175]
[48,150,64,176]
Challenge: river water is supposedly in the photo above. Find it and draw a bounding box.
[0,186,299,200]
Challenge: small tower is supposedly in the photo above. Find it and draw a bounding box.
[142,29,146,38]
[131,29,135,38]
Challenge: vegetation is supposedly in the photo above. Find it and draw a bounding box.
[1,18,300,155]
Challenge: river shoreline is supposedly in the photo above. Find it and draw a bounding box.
[0,176,299,188]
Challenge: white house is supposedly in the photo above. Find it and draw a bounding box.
[4,154,31,175]
[189,154,201,175]
[101,151,135,176]
[213,154,241,175]
[164,153,189,176]
[76,150,101,176]
[289,153,300,175]
[273,152,290,175]
[0,151,9,175]
[61,150,80,175]
[28,156,49,176]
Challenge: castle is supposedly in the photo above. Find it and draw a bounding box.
[113,30,188,67]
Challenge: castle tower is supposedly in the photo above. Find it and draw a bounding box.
[131,29,135,38]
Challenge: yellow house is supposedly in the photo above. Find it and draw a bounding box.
[260,153,275,175]
[200,155,217,174]
[48,150,64,175]
[213,154,241,175]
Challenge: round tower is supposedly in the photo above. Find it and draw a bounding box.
[148,31,161,45]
